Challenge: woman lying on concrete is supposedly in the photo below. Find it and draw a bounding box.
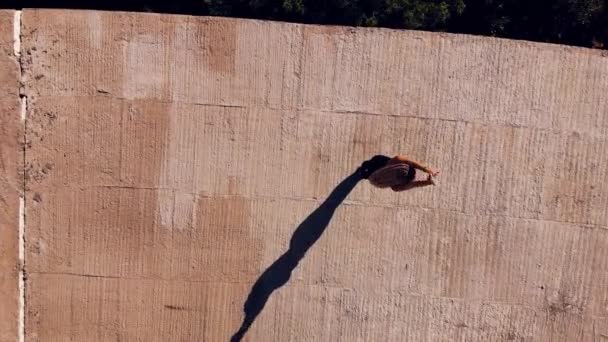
[359,155,440,191]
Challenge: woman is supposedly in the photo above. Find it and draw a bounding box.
[359,155,439,191]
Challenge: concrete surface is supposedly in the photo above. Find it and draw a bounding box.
[0,9,21,342]
[3,7,608,341]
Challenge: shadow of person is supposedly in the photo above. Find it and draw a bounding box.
[230,168,365,342]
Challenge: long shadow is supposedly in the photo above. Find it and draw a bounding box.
[230,169,363,342]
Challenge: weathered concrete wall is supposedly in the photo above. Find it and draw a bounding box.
[0,10,21,342]
[8,8,608,341]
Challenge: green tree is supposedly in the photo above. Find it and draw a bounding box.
[196,0,606,48]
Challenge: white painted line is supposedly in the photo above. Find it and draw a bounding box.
[13,11,21,58]
[20,96,26,122]
[18,196,25,342]
[18,197,24,261]
[15,11,26,342]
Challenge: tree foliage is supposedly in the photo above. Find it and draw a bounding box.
[6,0,605,48]
[198,0,607,48]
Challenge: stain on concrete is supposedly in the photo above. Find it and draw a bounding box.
[198,19,237,75]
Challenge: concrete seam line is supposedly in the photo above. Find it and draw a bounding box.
[14,9,26,342]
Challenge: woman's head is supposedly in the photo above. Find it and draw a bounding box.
[358,155,391,179]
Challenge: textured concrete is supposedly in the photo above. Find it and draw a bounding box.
[0,9,21,342]
[15,8,608,341]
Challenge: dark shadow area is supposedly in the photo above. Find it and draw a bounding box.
[231,155,395,341]
[1,0,203,14]
[230,168,365,342]
[2,1,606,49]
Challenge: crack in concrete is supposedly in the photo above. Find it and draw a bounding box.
[26,271,608,321]
[31,184,608,232]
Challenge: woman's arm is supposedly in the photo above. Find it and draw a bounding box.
[392,155,439,176]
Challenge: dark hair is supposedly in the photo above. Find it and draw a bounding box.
[358,155,391,179]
